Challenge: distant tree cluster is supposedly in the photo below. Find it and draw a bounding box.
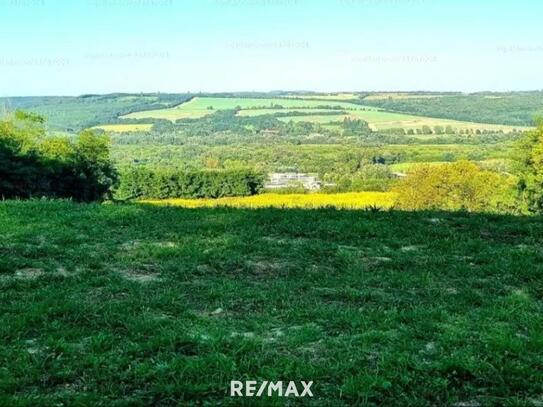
[362,93,543,126]
[0,111,118,201]
[116,166,265,200]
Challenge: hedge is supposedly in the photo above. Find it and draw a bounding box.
[116,167,265,200]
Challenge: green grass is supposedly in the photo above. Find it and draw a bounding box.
[120,96,376,122]
[1,200,543,405]
[236,108,341,117]
[121,97,525,132]
[275,110,530,133]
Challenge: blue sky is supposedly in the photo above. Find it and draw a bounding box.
[1,0,542,95]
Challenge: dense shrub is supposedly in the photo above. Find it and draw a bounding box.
[515,122,543,213]
[393,161,518,213]
[116,167,265,200]
[323,164,395,192]
[0,111,118,202]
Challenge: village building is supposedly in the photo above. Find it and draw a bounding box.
[265,173,322,191]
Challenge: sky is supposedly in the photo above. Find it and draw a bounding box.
[0,0,542,96]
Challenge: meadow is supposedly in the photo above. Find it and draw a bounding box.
[2,200,543,405]
[120,96,377,122]
[143,192,397,210]
[118,95,530,134]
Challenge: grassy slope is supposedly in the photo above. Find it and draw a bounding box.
[120,96,375,121]
[121,96,530,133]
[0,95,189,131]
[361,93,543,127]
[1,201,543,405]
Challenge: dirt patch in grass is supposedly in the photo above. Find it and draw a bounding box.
[245,259,291,279]
[15,268,44,280]
[118,269,162,283]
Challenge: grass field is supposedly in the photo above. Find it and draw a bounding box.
[390,159,515,174]
[236,108,343,117]
[284,93,360,101]
[143,192,397,210]
[389,162,450,172]
[120,96,376,122]
[363,93,448,101]
[118,95,531,133]
[278,110,530,133]
[2,200,543,405]
[91,123,154,133]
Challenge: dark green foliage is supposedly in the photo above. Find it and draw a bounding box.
[515,122,543,212]
[116,166,265,200]
[324,164,395,192]
[362,92,543,126]
[341,117,373,137]
[0,93,192,131]
[0,112,118,202]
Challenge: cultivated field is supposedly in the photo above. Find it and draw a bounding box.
[119,95,531,133]
[119,96,376,122]
[363,93,448,100]
[143,192,397,210]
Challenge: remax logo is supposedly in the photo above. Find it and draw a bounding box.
[230,381,314,398]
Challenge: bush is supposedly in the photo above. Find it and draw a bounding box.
[0,111,118,202]
[515,122,543,213]
[393,161,518,213]
[116,167,265,200]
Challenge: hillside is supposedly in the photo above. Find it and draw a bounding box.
[2,201,542,405]
[0,94,191,131]
[118,95,531,133]
[361,92,543,127]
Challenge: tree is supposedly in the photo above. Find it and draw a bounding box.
[421,125,433,135]
[515,121,543,212]
[71,130,119,201]
[393,161,517,213]
[0,112,118,202]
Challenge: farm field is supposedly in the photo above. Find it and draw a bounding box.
[236,108,344,117]
[284,93,361,101]
[119,96,377,122]
[363,93,450,100]
[2,200,543,405]
[118,95,531,133]
[92,123,153,133]
[143,192,397,210]
[276,106,530,133]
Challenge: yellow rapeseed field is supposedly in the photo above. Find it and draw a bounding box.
[142,192,397,210]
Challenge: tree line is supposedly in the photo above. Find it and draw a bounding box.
[115,167,265,200]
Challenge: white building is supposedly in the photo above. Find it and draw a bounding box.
[265,173,322,191]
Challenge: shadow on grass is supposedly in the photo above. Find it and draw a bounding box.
[1,200,542,405]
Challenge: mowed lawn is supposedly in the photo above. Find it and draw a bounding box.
[1,201,543,405]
